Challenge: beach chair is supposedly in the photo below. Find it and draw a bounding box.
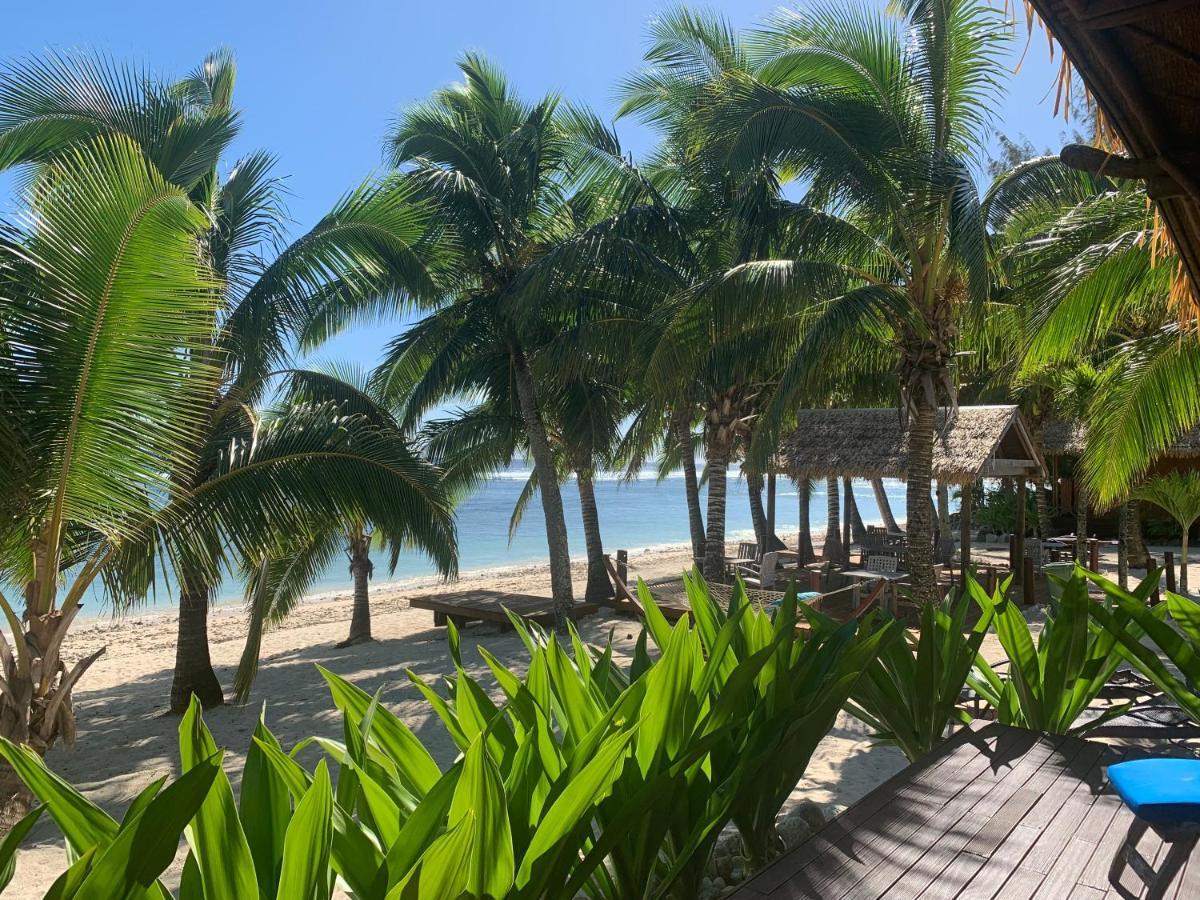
[603,554,646,615]
[1107,758,1200,897]
[738,551,780,590]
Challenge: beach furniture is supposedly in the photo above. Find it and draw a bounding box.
[1107,758,1200,897]
[411,589,600,630]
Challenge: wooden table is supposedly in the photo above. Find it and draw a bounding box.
[838,568,909,614]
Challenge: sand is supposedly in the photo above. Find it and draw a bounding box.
[6,540,1044,896]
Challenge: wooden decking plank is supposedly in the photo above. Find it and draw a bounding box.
[841,733,1070,900]
[738,726,998,896]
[1021,742,1118,874]
[1067,885,1107,900]
[957,816,1042,899]
[992,866,1044,900]
[1031,835,1101,899]
[792,729,1009,897]
[1077,806,1136,891]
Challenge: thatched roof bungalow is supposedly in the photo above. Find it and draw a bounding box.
[1042,421,1200,460]
[776,405,1045,485]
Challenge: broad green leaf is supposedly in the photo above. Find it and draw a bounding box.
[75,755,220,900]
[241,713,291,900]
[179,697,260,900]
[0,803,43,891]
[448,736,514,897]
[277,761,333,900]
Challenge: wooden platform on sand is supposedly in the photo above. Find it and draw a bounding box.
[730,721,1200,899]
[410,590,599,630]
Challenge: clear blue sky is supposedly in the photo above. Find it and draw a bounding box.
[1,0,1080,367]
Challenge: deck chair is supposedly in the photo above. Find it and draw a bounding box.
[1107,759,1200,897]
[738,551,780,590]
[602,555,646,615]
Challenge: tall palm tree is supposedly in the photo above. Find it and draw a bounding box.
[823,477,843,564]
[0,135,221,825]
[871,479,902,533]
[374,56,594,625]
[0,51,451,711]
[695,0,1009,601]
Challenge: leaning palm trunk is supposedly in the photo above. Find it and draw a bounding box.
[872,478,901,533]
[1126,501,1153,569]
[511,345,575,626]
[339,530,374,647]
[1075,487,1089,564]
[905,398,938,603]
[675,414,706,563]
[798,479,816,562]
[576,471,612,604]
[823,477,843,564]
[703,438,732,580]
[747,469,769,549]
[936,481,952,565]
[845,477,867,544]
[169,573,223,714]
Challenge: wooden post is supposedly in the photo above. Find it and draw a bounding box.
[1166,551,1177,593]
[1023,557,1036,606]
[1089,538,1100,572]
[1008,535,1016,571]
[960,482,973,582]
[617,549,628,584]
[985,567,997,595]
[766,472,776,544]
[1014,480,1027,594]
[1148,560,1161,606]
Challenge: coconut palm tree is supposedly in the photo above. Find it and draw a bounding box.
[1134,472,1200,594]
[871,479,902,533]
[689,0,1009,601]
[373,56,592,625]
[0,135,221,826]
[0,51,452,711]
[228,365,457,701]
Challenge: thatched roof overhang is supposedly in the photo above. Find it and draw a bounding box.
[776,406,1046,485]
[1028,1,1200,299]
[1042,420,1200,458]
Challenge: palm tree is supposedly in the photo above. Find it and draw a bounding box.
[373,55,603,626]
[823,477,843,564]
[1134,472,1200,594]
[228,365,457,700]
[0,135,220,825]
[694,0,1009,601]
[0,51,452,711]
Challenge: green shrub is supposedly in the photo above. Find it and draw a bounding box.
[0,575,892,899]
[802,585,995,762]
[966,567,1150,735]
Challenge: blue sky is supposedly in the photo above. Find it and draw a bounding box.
[1,0,1082,367]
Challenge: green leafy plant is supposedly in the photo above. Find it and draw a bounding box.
[1087,574,1200,724]
[0,576,892,898]
[803,585,995,761]
[966,568,1151,735]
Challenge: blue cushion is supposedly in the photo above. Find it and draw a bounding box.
[1107,759,1200,826]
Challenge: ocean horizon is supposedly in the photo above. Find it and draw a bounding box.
[82,472,912,618]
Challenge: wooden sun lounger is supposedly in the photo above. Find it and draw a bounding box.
[602,555,885,625]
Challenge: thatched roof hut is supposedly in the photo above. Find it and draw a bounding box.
[1028,1,1200,298]
[776,405,1045,485]
[1042,421,1200,459]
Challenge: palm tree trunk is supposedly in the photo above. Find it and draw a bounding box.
[1034,480,1050,540]
[576,470,612,603]
[824,477,843,564]
[1118,501,1130,590]
[511,344,574,627]
[937,481,952,565]
[845,478,867,543]
[747,469,769,549]
[841,478,853,561]
[1127,500,1152,569]
[1075,487,1088,564]
[1181,524,1190,594]
[339,531,374,647]
[906,398,937,603]
[798,478,815,563]
[872,478,901,533]
[703,437,732,581]
[674,413,705,563]
[170,572,223,714]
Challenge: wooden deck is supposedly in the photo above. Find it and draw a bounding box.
[730,722,1200,899]
[409,590,598,629]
